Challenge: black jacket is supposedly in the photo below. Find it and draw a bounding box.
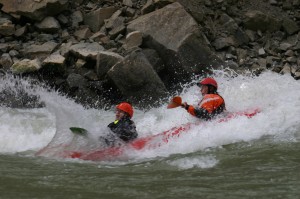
[107,117,138,142]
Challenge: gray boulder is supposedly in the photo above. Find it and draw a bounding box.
[142,48,164,73]
[243,10,282,32]
[107,50,168,104]
[69,42,105,60]
[0,53,13,69]
[42,53,66,74]
[74,27,92,41]
[35,17,61,33]
[282,17,299,35]
[122,31,143,51]
[127,2,223,77]
[24,41,59,60]
[96,51,124,78]
[0,0,68,21]
[141,0,175,15]
[83,7,117,32]
[11,59,41,74]
[67,73,87,89]
[0,18,15,36]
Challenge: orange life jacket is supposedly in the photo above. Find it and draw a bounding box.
[186,94,225,120]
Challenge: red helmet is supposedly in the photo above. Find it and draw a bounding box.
[116,102,134,118]
[198,77,218,89]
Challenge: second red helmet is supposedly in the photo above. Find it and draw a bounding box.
[116,102,134,118]
[198,77,218,89]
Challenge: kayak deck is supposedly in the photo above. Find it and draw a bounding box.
[63,108,260,161]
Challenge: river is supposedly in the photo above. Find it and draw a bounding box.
[0,71,299,199]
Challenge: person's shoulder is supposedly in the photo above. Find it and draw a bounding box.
[204,94,224,101]
[108,121,114,127]
[204,94,219,98]
[126,118,136,127]
[121,117,135,124]
[128,119,136,125]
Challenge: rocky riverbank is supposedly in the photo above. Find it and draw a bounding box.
[0,0,299,108]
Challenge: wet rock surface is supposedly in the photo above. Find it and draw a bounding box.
[0,0,299,108]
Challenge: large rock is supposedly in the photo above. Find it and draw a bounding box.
[107,50,168,105]
[0,43,9,53]
[67,73,87,89]
[127,2,223,78]
[0,0,68,21]
[83,7,117,32]
[282,17,299,35]
[96,51,124,78]
[69,42,105,60]
[141,0,175,15]
[35,17,61,33]
[11,59,41,74]
[42,53,66,74]
[142,48,164,73]
[122,31,143,51]
[243,10,282,32]
[74,27,92,40]
[0,53,13,69]
[176,0,204,23]
[24,41,59,59]
[0,18,15,36]
[107,16,126,39]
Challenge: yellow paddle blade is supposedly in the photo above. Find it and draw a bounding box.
[167,96,182,109]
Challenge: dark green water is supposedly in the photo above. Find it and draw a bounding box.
[1,140,299,199]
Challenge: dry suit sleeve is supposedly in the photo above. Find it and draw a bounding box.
[187,105,212,120]
[118,121,138,142]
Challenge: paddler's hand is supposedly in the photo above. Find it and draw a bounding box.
[181,102,190,110]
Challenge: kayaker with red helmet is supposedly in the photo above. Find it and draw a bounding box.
[182,77,226,120]
[106,102,138,144]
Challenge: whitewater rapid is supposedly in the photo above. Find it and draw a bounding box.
[0,71,300,166]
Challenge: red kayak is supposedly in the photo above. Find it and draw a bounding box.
[62,108,260,161]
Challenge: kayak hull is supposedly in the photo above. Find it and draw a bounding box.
[63,108,260,161]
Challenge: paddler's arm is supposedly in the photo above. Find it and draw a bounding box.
[182,102,212,120]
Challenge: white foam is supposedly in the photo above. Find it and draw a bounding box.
[0,71,299,160]
[167,155,219,169]
[0,107,55,153]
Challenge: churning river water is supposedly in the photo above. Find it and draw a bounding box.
[0,71,299,199]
